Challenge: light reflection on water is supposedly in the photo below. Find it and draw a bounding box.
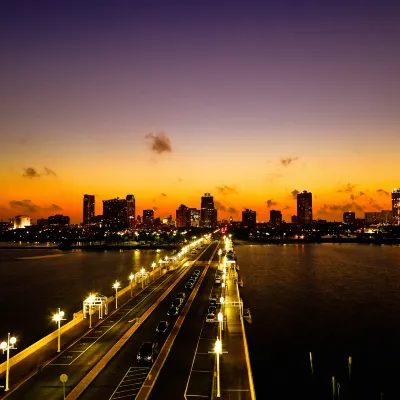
[0,248,169,351]
[236,243,400,399]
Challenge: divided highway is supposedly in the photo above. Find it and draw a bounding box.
[77,243,219,400]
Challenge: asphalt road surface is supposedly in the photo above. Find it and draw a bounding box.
[76,242,218,400]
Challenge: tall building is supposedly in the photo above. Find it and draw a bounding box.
[103,198,127,228]
[83,194,95,225]
[176,204,191,228]
[297,191,313,225]
[392,188,400,225]
[48,214,70,226]
[190,208,201,227]
[126,195,136,228]
[143,209,154,226]
[343,212,355,224]
[365,212,380,226]
[270,210,282,227]
[200,193,217,227]
[13,215,31,229]
[242,209,256,228]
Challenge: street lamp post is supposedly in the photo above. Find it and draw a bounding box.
[53,308,66,352]
[215,338,221,399]
[140,268,146,289]
[86,294,95,328]
[129,273,134,297]
[1,333,17,392]
[218,312,223,340]
[113,281,120,309]
[151,262,156,281]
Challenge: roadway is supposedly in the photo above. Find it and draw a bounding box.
[5,245,214,400]
[149,252,221,399]
[77,243,219,400]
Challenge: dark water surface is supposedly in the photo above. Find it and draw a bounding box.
[0,248,168,351]
[236,243,400,400]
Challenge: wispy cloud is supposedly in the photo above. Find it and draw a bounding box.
[350,192,365,200]
[153,206,159,211]
[22,167,57,179]
[10,199,41,213]
[227,207,237,215]
[44,167,57,177]
[216,185,238,195]
[160,193,167,197]
[266,173,282,183]
[22,168,40,179]
[291,189,299,199]
[214,200,226,212]
[376,189,389,196]
[281,157,298,167]
[145,132,172,154]
[318,202,364,215]
[266,199,277,209]
[338,183,356,193]
[50,204,63,211]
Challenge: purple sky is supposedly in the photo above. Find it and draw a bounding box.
[1,1,399,222]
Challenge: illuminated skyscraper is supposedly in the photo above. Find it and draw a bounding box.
[190,208,201,227]
[392,188,400,225]
[126,194,135,228]
[83,194,95,225]
[270,210,282,227]
[297,191,312,225]
[176,204,191,228]
[103,198,127,228]
[200,193,217,227]
[242,209,256,228]
[143,209,154,226]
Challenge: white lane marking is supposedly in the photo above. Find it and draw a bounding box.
[109,367,150,400]
[66,275,176,366]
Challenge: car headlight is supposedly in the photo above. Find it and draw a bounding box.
[145,356,151,360]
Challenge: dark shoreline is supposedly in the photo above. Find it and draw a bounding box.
[0,243,180,250]
[234,238,400,245]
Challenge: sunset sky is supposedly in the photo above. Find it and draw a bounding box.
[1,0,399,223]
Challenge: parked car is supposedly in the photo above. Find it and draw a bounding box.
[137,342,158,364]
[208,306,216,315]
[193,270,201,276]
[185,282,194,290]
[209,299,217,308]
[215,277,221,284]
[167,306,180,317]
[205,313,216,323]
[171,298,183,308]
[156,320,170,334]
[175,292,186,300]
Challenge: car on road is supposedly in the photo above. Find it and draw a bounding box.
[171,298,183,308]
[215,277,221,284]
[209,295,218,303]
[208,306,217,315]
[167,306,180,317]
[137,342,158,364]
[193,270,201,276]
[156,321,170,334]
[185,282,194,290]
[209,299,217,308]
[205,313,216,323]
[175,292,186,300]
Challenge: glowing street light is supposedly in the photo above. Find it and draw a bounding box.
[52,308,66,352]
[1,333,17,391]
[218,312,223,340]
[151,262,156,280]
[218,248,222,266]
[86,294,95,328]
[129,273,134,297]
[113,281,120,309]
[214,338,222,399]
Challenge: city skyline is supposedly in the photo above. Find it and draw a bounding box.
[1,1,400,223]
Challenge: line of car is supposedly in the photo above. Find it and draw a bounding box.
[205,270,223,324]
[137,269,202,365]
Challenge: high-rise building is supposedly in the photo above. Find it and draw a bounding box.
[190,208,200,227]
[126,195,136,228]
[37,218,48,227]
[297,191,312,225]
[242,209,256,228]
[103,198,127,228]
[380,210,393,224]
[200,193,217,227]
[176,204,191,228]
[143,209,154,226]
[365,212,380,226]
[343,212,355,224]
[392,188,400,225]
[13,215,31,229]
[270,210,282,227]
[83,194,95,225]
[48,214,70,226]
